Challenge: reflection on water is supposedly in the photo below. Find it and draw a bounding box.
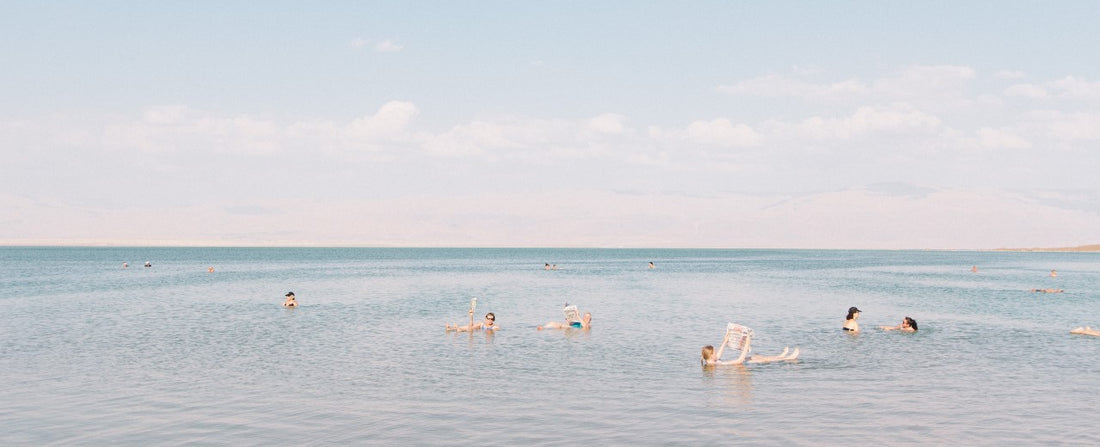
[703,364,755,406]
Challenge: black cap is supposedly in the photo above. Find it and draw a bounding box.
[285,292,295,297]
[849,306,861,313]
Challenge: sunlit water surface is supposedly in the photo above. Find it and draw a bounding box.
[2,247,1098,445]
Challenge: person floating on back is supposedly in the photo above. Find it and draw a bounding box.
[701,330,799,366]
[447,312,500,332]
[879,316,918,332]
[538,305,591,330]
[1070,326,1100,336]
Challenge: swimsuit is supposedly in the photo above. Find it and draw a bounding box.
[842,327,854,331]
[571,321,583,328]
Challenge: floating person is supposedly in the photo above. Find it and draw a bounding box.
[538,305,590,330]
[843,307,861,332]
[551,264,558,270]
[701,326,799,366]
[971,265,978,273]
[1070,326,1100,336]
[446,312,499,332]
[544,263,551,270]
[1030,288,1064,293]
[879,316,918,332]
[283,291,298,307]
[1050,269,1058,277]
[144,261,152,268]
[122,262,129,268]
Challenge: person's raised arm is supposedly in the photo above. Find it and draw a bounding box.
[719,335,751,365]
[714,331,731,361]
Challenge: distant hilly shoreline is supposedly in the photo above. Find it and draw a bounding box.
[995,244,1100,252]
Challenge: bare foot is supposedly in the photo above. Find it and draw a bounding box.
[786,347,800,360]
[536,326,544,331]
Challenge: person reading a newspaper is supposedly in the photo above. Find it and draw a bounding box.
[701,327,799,366]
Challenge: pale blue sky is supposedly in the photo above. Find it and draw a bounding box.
[3,1,1099,248]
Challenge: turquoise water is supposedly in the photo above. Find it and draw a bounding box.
[2,247,1098,445]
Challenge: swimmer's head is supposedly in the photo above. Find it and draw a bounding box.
[701,345,715,363]
[485,312,495,322]
[847,307,861,320]
[285,292,295,298]
[904,317,917,331]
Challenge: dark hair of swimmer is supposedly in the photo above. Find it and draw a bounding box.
[904,317,918,331]
[846,307,861,320]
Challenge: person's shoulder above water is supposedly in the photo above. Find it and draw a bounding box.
[843,306,861,332]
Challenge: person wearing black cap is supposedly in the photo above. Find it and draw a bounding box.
[843,307,861,332]
[283,292,298,307]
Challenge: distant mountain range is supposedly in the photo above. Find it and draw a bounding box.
[996,245,1100,252]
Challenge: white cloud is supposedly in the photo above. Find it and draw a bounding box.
[717,73,868,100]
[374,39,403,53]
[344,101,419,142]
[1036,111,1100,141]
[685,119,762,147]
[978,127,1031,149]
[422,117,575,159]
[1006,76,1100,100]
[1048,76,1100,99]
[587,113,628,134]
[718,65,976,105]
[142,105,192,124]
[798,105,942,140]
[1004,83,1048,99]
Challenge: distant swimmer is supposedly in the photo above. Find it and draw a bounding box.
[283,291,298,307]
[1030,288,1064,293]
[843,307,861,333]
[1050,269,1058,277]
[701,331,799,366]
[552,264,558,270]
[208,266,215,273]
[123,262,129,268]
[879,317,918,332]
[1070,327,1100,336]
[446,312,499,332]
[971,265,978,273]
[144,261,152,268]
[545,263,551,270]
[649,262,655,269]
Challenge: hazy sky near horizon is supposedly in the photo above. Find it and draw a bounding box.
[3,1,1099,248]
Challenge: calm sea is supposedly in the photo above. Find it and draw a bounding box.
[1,247,1098,445]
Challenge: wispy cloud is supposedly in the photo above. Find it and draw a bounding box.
[373,39,403,53]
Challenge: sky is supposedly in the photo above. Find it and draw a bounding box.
[2,1,1099,249]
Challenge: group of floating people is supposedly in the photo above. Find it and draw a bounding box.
[121,262,153,268]
[842,307,917,333]
[280,262,1098,370]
